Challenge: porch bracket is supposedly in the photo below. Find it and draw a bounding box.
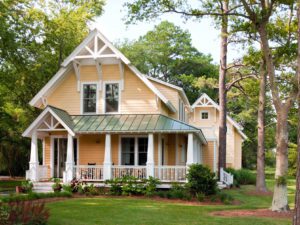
[146,133,155,178]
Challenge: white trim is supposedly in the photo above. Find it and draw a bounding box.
[103,80,121,114]
[200,110,209,120]
[213,140,217,173]
[80,82,99,114]
[22,107,75,137]
[42,138,45,165]
[50,137,54,177]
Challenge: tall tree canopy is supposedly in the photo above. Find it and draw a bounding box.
[0,0,105,176]
[118,21,218,103]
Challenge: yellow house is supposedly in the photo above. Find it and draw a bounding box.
[22,29,246,185]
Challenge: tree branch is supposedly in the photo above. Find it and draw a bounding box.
[226,74,258,91]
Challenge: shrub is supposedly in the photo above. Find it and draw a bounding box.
[7,201,49,225]
[70,179,82,193]
[225,168,256,186]
[217,192,234,205]
[187,164,217,196]
[86,184,99,196]
[288,143,297,177]
[0,203,9,225]
[52,179,62,193]
[20,180,33,193]
[1,192,72,203]
[105,178,122,196]
[62,184,73,193]
[121,176,144,196]
[156,190,167,198]
[196,192,205,202]
[144,176,160,197]
[168,183,191,200]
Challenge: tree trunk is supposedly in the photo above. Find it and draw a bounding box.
[257,23,291,212]
[271,109,290,211]
[256,59,267,192]
[293,1,300,223]
[218,0,228,176]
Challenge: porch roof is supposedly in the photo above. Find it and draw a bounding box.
[24,106,207,143]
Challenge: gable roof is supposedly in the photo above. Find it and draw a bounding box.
[146,76,190,107]
[22,106,75,137]
[192,93,247,140]
[29,28,176,113]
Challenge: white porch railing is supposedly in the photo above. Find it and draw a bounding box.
[154,166,187,182]
[111,166,147,180]
[220,167,234,186]
[74,165,104,181]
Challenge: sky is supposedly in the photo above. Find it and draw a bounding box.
[91,1,228,63]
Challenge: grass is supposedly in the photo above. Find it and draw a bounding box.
[46,174,293,225]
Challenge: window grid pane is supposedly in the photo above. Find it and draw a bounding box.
[83,84,97,113]
[105,83,119,113]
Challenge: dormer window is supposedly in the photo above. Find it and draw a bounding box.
[105,82,119,113]
[201,111,209,120]
[82,83,98,114]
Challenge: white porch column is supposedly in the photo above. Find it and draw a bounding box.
[103,134,112,180]
[186,133,194,166]
[146,133,154,178]
[65,133,74,182]
[29,131,39,181]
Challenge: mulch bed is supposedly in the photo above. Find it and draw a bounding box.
[211,209,293,219]
[247,190,273,196]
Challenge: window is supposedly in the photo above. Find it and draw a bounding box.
[121,138,135,165]
[105,83,119,113]
[82,84,97,113]
[138,138,148,165]
[179,99,185,121]
[201,111,209,120]
[120,137,148,165]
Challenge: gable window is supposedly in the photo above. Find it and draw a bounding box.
[201,111,209,120]
[105,83,119,113]
[82,83,97,114]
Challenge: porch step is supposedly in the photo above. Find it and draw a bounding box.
[32,182,54,193]
[217,181,227,190]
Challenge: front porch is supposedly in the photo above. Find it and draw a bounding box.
[23,107,206,184]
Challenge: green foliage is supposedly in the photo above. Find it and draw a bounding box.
[62,184,73,193]
[196,192,205,202]
[144,176,161,197]
[265,150,276,168]
[105,178,123,196]
[217,192,234,205]
[0,0,105,176]
[0,202,9,225]
[117,21,218,103]
[288,143,297,177]
[186,164,217,196]
[167,183,191,201]
[276,176,287,186]
[52,180,62,193]
[7,201,49,225]
[225,168,256,186]
[20,180,33,193]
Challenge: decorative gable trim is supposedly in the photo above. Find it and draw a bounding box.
[29,29,176,113]
[192,93,247,140]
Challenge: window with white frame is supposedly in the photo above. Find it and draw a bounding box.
[201,111,209,120]
[105,83,119,113]
[121,137,148,166]
[82,83,97,114]
[179,99,185,122]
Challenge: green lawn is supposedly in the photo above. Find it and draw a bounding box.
[0,180,23,192]
[46,182,292,225]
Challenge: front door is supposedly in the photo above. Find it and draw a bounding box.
[53,138,67,178]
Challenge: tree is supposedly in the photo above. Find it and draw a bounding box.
[0,0,105,176]
[238,0,297,211]
[293,0,300,223]
[118,21,218,102]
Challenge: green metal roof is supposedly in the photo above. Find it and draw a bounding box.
[71,114,201,133]
[38,106,206,143]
